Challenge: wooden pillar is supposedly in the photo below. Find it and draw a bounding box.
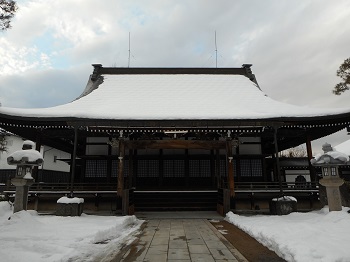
[107,144,112,183]
[159,148,163,187]
[273,127,283,196]
[33,129,42,181]
[306,134,316,183]
[69,126,78,197]
[226,140,235,197]
[117,140,125,197]
[185,145,189,188]
[133,149,138,188]
[210,149,216,188]
[215,149,220,188]
[128,148,133,189]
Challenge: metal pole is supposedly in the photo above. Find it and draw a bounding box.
[70,126,78,197]
[273,127,284,196]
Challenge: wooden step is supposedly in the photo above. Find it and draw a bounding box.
[134,191,218,211]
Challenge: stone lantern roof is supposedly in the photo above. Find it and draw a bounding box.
[311,143,349,166]
[7,140,43,166]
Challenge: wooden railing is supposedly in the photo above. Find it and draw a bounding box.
[4,182,117,193]
[3,181,319,194]
[235,182,318,190]
[234,182,319,193]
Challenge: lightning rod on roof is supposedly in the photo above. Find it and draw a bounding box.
[128,32,131,68]
[215,31,218,68]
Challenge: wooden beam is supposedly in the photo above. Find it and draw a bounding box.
[124,140,226,150]
[226,140,235,197]
[117,140,125,197]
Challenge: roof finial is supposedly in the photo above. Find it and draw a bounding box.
[128,32,131,68]
[91,64,102,81]
[215,31,218,68]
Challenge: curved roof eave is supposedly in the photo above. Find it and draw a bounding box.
[1,111,350,128]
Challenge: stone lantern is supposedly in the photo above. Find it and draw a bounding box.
[7,140,43,213]
[311,143,349,211]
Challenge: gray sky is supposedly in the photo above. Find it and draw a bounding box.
[0,0,349,153]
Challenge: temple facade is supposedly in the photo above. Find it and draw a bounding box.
[0,65,349,214]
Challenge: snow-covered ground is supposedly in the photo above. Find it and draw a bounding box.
[0,202,143,262]
[2,199,350,262]
[226,207,350,262]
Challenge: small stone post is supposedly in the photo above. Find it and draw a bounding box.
[7,140,43,213]
[311,143,349,211]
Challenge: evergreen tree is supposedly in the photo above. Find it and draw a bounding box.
[0,133,6,152]
[0,0,17,31]
[333,58,350,95]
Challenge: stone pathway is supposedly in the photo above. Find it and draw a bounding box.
[115,219,248,262]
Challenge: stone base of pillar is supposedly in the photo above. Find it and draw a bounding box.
[11,178,34,213]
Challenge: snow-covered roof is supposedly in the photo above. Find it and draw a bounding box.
[0,67,350,122]
[335,139,350,156]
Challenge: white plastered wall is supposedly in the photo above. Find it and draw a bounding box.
[0,134,70,172]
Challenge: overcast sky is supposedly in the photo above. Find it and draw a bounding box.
[0,0,349,153]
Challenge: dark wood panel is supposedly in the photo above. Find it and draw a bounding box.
[124,140,226,150]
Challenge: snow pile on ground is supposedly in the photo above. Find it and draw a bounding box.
[0,202,143,262]
[226,207,350,262]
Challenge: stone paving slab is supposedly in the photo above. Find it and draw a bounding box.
[119,218,248,262]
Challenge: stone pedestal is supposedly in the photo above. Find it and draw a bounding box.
[319,177,343,211]
[56,196,84,216]
[269,200,297,215]
[56,203,84,216]
[11,178,34,213]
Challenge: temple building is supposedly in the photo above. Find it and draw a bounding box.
[0,64,349,214]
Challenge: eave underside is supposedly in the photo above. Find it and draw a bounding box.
[1,113,349,155]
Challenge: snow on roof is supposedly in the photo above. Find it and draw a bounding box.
[1,73,350,121]
[335,139,350,156]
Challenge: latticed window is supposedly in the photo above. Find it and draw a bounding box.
[123,160,129,177]
[163,160,185,177]
[240,160,251,177]
[323,167,329,176]
[331,167,337,176]
[215,159,237,177]
[137,160,159,177]
[111,160,118,177]
[85,160,96,177]
[189,160,200,177]
[220,159,227,177]
[111,160,129,177]
[250,159,263,177]
[200,160,211,177]
[85,160,107,177]
[189,160,211,177]
[240,159,263,177]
